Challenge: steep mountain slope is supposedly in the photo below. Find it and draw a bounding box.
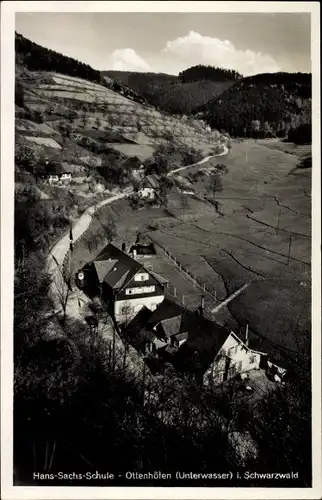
[16,32,148,106]
[15,33,223,163]
[195,72,312,137]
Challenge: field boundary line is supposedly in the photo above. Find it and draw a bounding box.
[146,234,219,304]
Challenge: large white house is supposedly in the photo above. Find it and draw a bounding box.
[79,243,168,324]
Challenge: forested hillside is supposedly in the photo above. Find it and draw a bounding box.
[195,72,312,138]
[103,67,311,134]
[103,66,239,114]
[178,65,242,83]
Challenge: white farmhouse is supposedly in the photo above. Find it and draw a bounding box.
[138,187,156,200]
[203,331,262,386]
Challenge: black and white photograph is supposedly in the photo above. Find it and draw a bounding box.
[1,1,321,499]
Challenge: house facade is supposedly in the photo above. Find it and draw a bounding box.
[203,331,262,387]
[114,270,165,322]
[138,187,156,200]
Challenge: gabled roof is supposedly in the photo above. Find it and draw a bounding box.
[47,161,70,175]
[174,331,189,343]
[149,271,169,284]
[147,298,186,326]
[130,243,157,256]
[91,243,143,291]
[125,306,155,339]
[160,315,182,338]
[123,156,142,169]
[154,338,167,350]
[146,174,160,189]
[177,312,231,373]
[93,259,117,283]
[35,161,74,176]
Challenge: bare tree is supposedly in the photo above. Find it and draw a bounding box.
[52,258,74,326]
[179,193,189,220]
[208,173,223,201]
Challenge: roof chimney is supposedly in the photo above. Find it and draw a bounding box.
[199,295,205,317]
[122,242,126,253]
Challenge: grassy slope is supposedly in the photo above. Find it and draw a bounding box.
[18,69,221,151]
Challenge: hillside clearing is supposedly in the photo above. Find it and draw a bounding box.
[24,136,62,149]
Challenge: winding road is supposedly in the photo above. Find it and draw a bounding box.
[167,145,229,177]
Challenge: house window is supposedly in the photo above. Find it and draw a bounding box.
[228,345,237,357]
[249,353,257,364]
[134,273,149,282]
[125,285,155,295]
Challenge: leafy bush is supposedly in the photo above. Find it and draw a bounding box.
[15,80,25,107]
[15,143,37,173]
[287,123,312,144]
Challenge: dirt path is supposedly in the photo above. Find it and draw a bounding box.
[167,145,229,177]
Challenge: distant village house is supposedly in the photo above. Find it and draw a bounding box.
[35,161,74,184]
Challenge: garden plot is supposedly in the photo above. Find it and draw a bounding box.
[80,155,103,167]
[24,136,62,149]
[103,143,155,161]
[51,73,108,91]
[256,139,311,158]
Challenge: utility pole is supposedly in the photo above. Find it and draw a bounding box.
[245,323,249,347]
[287,235,293,265]
[68,223,73,291]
